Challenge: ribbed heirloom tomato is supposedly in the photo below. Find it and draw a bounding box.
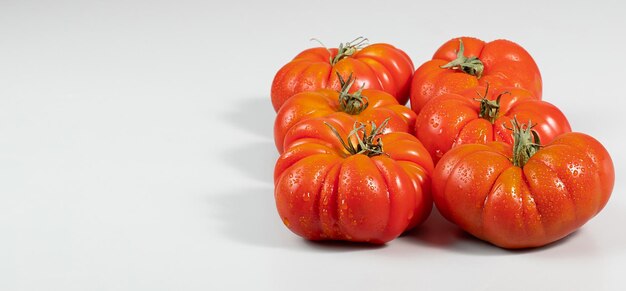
[432,120,614,248]
[410,37,541,114]
[271,37,414,111]
[274,73,416,153]
[274,119,434,243]
[416,85,570,163]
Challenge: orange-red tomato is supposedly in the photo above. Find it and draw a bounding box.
[432,121,614,249]
[410,37,541,114]
[416,85,570,163]
[274,74,415,153]
[271,37,414,111]
[274,119,433,243]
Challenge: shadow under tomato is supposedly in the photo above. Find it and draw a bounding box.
[220,140,277,185]
[403,209,465,246]
[209,187,384,253]
[404,208,590,256]
[209,186,292,249]
[402,209,510,256]
[220,96,277,185]
[222,97,275,140]
[303,240,387,252]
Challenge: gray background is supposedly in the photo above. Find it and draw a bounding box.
[1,0,625,290]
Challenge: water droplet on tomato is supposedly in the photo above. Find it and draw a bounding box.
[435,149,444,158]
[567,163,583,177]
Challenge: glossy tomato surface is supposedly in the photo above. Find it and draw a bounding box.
[432,133,614,248]
[274,119,433,243]
[415,86,570,163]
[274,87,415,153]
[410,37,541,114]
[272,39,414,111]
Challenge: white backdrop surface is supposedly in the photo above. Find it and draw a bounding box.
[1,0,625,290]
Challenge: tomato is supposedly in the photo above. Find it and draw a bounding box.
[274,73,416,153]
[410,37,542,114]
[271,37,414,111]
[274,119,434,243]
[415,85,570,163]
[432,119,614,248]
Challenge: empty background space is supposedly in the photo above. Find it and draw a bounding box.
[1,0,624,290]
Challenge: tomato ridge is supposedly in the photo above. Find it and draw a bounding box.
[316,158,342,239]
[372,157,403,242]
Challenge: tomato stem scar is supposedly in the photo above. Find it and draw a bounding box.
[324,118,390,157]
[336,72,369,115]
[474,83,510,124]
[310,36,369,66]
[508,117,541,167]
[441,39,485,78]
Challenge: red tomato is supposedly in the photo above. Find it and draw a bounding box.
[271,37,414,111]
[275,73,416,153]
[432,120,614,248]
[274,119,434,243]
[410,37,542,114]
[415,85,570,163]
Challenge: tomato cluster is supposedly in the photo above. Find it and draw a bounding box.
[270,36,614,249]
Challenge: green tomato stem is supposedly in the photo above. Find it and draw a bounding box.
[330,36,369,65]
[509,117,541,167]
[336,72,369,115]
[324,118,390,157]
[440,39,485,78]
[474,84,510,124]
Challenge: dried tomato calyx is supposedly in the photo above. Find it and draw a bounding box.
[336,72,369,115]
[310,37,369,66]
[330,36,368,65]
[324,118,390,158]
[509,117,541,167]
[440,39,485,78]
[473,84,510,124]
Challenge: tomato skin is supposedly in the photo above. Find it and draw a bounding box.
[415,86,570,164]
[274,121,434,243]
[271,43,414,112]
[274,88,416,153]
[432,133,614,249]
[410,37,542,114]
